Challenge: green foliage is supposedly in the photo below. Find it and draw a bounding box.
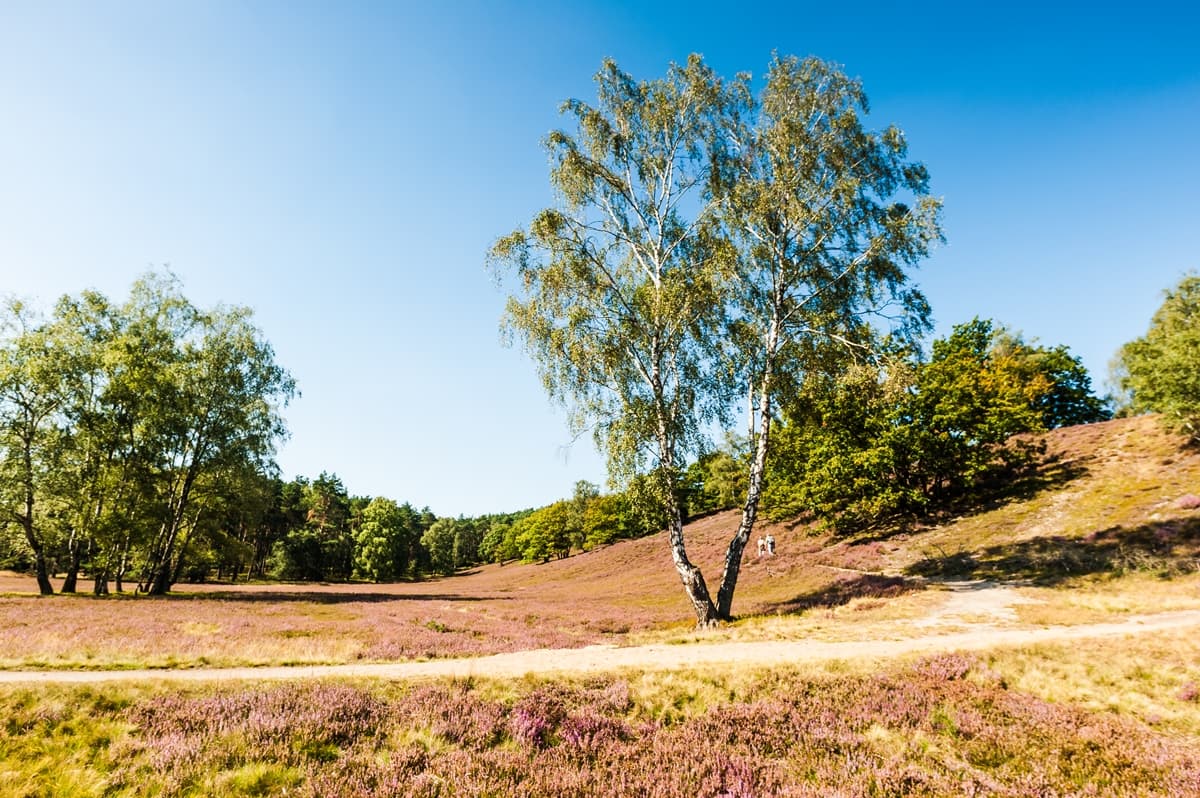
[765,358,922,529]
[568,480,599,550]
[451,517,483,569]
[468,481,664,565]
[353,497,408,582]
[765,319,1107,532]
[622,472,673,538]
[512,502,573,563]
[4,273,586,587]
[579,493,633,548]
[490,51,739,613]
[0,273,296,594]
[0,299,76,592]
[494,53,944,623]
[1012,340,1112,429]
[271,528,327,581]
[491,56,732,487]
[912,319,1048,487]
[0,523,33,570]
[682,436,749,517]
[1117,273,1200,442]
[301,472,354,580]
[719,53,941,427]
[478,514,526,564]
[421,518,458,575]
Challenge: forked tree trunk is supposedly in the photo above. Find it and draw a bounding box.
[667,501,721,626]
[716,399,772,619]
[658,430,720,626]
[146,471,199,595]
[716,318,779,620]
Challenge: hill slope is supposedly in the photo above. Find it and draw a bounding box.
[453,414,1200,625]
[0,415,1195,670]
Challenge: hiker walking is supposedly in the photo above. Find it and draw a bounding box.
[765,534,776,556]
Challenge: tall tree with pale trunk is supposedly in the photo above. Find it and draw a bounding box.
[710,55,942,618]
[492,55,735,624]
[494,54,941,625]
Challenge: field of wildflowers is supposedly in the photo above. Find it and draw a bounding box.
[0,509,921,670]
[3,417,1200,795]
[2,417,1199,671]
[3,650,1199,797]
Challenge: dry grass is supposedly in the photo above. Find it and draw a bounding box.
[983,628,1200,741]
[1014,571,1200,626]
[4,648,1199,797]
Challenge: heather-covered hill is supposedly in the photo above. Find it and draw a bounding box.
[3,419,1200,798]
[0,415,1196,671]
[451,414,1200,620]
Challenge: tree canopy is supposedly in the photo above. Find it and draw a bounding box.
[1117,273,1200,443]
[763,319,1110,532]
[492,55,736,623]
[493,54,941,624]
[0,273,296,594]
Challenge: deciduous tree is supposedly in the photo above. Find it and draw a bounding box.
[1117,273,1200,442]
[712,55,941,618]
[492,56,734,623]
[421,518,457,575]
[0,300,72,594]
[494,54,941,623]
[354,497,407,582]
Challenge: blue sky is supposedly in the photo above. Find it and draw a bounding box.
[2,1,1198,516]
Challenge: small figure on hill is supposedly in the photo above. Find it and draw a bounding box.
[756,536,766,557]
[765,534,776,556]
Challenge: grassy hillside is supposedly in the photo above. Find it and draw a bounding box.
[454,414,1200,629]
[3,416,1200,797]
[0,415,1197,671]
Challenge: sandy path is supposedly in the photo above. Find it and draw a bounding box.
[3,609,1198,685]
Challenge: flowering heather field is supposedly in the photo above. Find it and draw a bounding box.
[2,416,1198,671]
[0,512,899,669]
[3,652,1199,797]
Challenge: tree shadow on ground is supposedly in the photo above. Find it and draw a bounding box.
[951,451,1092,517]
[759,573,925,615]
[905,516,1200,586]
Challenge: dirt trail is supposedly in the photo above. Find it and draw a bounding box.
[914,580,1043,627]
[3,609,1198,685]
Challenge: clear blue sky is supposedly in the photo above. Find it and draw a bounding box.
[2,1,1198,516]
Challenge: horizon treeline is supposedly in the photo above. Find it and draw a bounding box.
[12,270,1194,592]
[0,274,692,592]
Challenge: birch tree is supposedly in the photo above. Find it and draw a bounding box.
[494,55,941,624]
[0,301,71,594]
[711,55,942,618]
[492,56,735,624]
[137,279,296,594]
